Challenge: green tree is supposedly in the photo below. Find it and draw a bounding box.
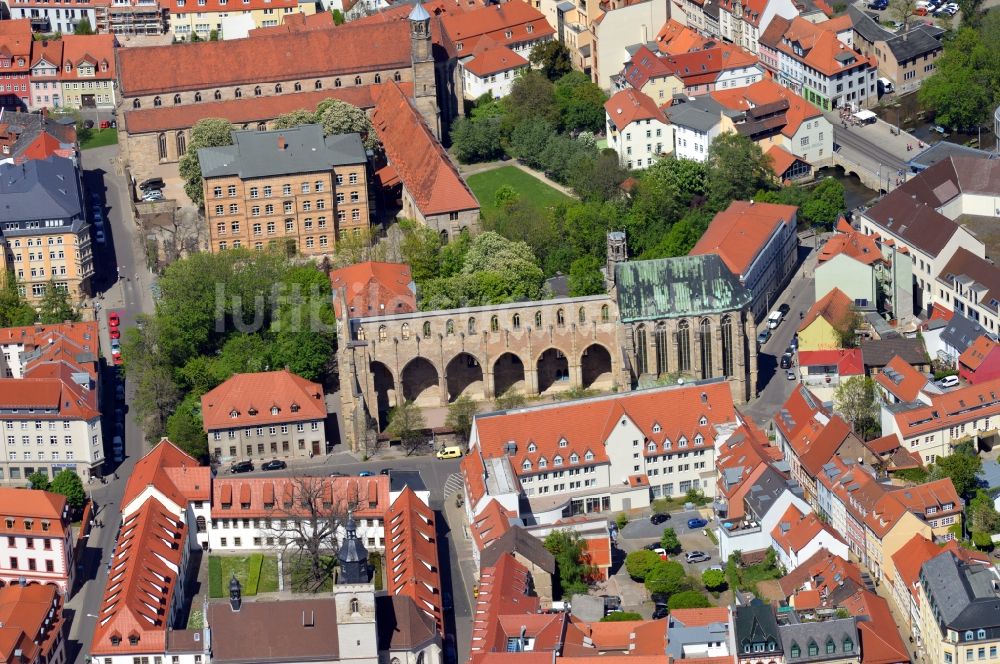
[331,8,345,23]
[918,29,995,129]
[386,400,426,455]
[0,273,38,327]
[568,255,605,296]
[508,118,555,169]
[705,133,774,209]
[273,108,319,129]
[554,71,608,133]
[833,376,879,435]
[615,512,629,529]
[529,40,573,81]
[73,17,94,34]
[166,392,207,460]
[569,150,629,202]
[668,590,711,609]
[644,560,689,596]
[317,98,379,150]
[450,117,504,164]
[49,470,86,510]
[642,209,712,259]
[539,134,596,184]
[209,29,219,40]
[179,118,235,207]
[625,550,662,581]
[27,471,50,490]
[888,0,916,30]
[445,396,478,444]
[967,489,1000,533]
[651,498,670,515]
[504,71,560,129]
[930,452,982,499]
[799,178,845,228]
[544,529,593,598]
[702,568,726,590]
[601,612,643,621]
[37,282,80,324]
[660,527,681,554]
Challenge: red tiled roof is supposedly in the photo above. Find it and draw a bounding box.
[604,88,665,131]
[771,16,876,78]
[791,588,821,610]
[655,19,709,55]
[619,45,673,90]
[0,488,68,537]
[710,76,821,139]
[470,554,540,655]
[873,355,927,403]
[59,34,115,81]
[959,334,997,371]
[0,20,33,74]
[117,20,412,96]
[766,145,804,178]
[0,584,62,664]
[120,439,210,513]
[470,498,516,552]
[211,475,388,518]
[689,200,797,276]
[123,85,401,134]
[90,497,186,655]
[770,504,844,555]
[17,131,74,162]
[778,548,865,598]
[798,287,854,334]
[581,536,612,569]
[385,487,444,634]
[892,375,1000,438]
[668,607,729,626]
[928,302,954,323]
[440,2,554,52]
[371,82,479,216]
[839,590,910,664]
[473,383,737,481]
[200,369,325,430]
[796,348,864,376]
[248,10,335,36]
[463,41,528,77]
[866,433,902,454]
[892,478,961,516]
[818,227,884,266]
[330,261,416,319]
[660,43,759,84]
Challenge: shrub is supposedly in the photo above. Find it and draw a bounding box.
[615,513,629,530]
[660,528,681,554]
[246,553,264,595]
[668,590,711,609]
[208,557,223,598]
[644,560,688,596]
[601,612,643,622]
[625,550,662,581]
[702,568,726,591]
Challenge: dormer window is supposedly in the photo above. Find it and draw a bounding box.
[570,453,579,463]
[23,520,32,530]
[694,434,704,445]
[678,437,687,448]
[699,416,708,425]
[64,63,71,72]
[652,423,661,433]
[230,409,238,419]
[522,460,532,471]
[584,451,594,461]
[248,407,258,416]
[648,442,656,452]
[559,438,568,448]
[966,631,975,641]
[111,636,121,647]
[270,406,279,415]
[128,635,139,646]
[538,457,547,469]
[664,439,672,450]
[527,442,537,453]
[290,403,300,413]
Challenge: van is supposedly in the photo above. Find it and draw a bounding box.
[878,77,894,94]
[767,310,784,329]
[436,446,463,460]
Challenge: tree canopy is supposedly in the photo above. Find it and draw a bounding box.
[833,376,879,436]
[270,99,379,150]
[625,549,662,581]
[50,470,86,509]
[919,24,1000,130]
[179,118,235,207]
[529,41,573,81]
[544,530,593,598]
[929,450,982,499]
[667,590,711,609]
[38,282,80,324]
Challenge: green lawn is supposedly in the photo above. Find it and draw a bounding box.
[467,165,573,217]
[208,554,279,598]
[80,128,118,150]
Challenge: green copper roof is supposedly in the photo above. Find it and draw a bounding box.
[615,254,752,322]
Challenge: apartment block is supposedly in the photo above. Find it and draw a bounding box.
[0,488,75,592]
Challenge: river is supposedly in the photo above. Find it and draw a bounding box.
[814,166,880,210]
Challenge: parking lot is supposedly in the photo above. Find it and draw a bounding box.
[855,0,959,28]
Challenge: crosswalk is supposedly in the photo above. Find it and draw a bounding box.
[443,472,464,497]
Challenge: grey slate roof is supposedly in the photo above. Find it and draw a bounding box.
[734,603,782,652]
[664,96,729,133]
[940,312,992,354]
[847,5,892,44]
[859,337,927,367]
[0,111,77,162]
[0,156,83,224]
[667,619,730,659]
[909,141,1000,172]
[885,24,943,62]
[780,618,860,663]
[615,254,752,321]
[479,525,557,574]
[920,551,1000,632]
[744,466,798,520]
[198,125,367,180]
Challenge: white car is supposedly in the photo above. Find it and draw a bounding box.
[937,375,959,388]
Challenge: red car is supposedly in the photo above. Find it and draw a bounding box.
[110,329,121,339]
[108,312,120,327]
[113,353,123,365]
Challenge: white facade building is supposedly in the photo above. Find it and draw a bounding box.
[604,87,673,169]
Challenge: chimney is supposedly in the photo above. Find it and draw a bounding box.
[277,135,287,150]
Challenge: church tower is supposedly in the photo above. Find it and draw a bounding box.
[409,3,441,139]
[334,515,378,664]
[606,231,628,287]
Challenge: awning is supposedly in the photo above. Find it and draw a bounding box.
[853,110,877,122]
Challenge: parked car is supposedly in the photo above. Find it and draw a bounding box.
[142,189,164,202]
[652,604,669,620]
[651,512,671,524]
[757,329,771,345]
[786,370,797,381]
[780,353,793,369]
[436,446,463,459]
[261,460,287,471]
[685,551,711,563]
[329,471,347,477]
[653,547,669,560]
[115,384,125,400]
[600,595,622,613]
[139,177,164,191]
[379,468,391,476]
[109,329,120,339]
[108,312,120,327]
[358,471,374,477]
[230,460,254,473]
[937,375,959,388]
[687,517,708,529]
[778,303,790,315]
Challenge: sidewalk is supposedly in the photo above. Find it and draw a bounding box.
[442,490,478,659]
[825,109,924,163]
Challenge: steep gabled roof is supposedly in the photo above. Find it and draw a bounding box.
[839,590,911,664]
[200,369,326,430]
[384,487,444,634]
[371,82,479,217]
[874,355,928,403]
[689,200,797,277]
[817,227,884,266]
[120,439,209,512]
[330,261,416,319]
[604,88,665,131]
[959,334,998,371]
[798,287,854,334]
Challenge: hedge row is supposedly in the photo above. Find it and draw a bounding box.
[208,557,223,598]
[246,553,264,595]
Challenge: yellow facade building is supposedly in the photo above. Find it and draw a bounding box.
[166,0,314,40]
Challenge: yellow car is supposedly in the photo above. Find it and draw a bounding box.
[435,446,463,459]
